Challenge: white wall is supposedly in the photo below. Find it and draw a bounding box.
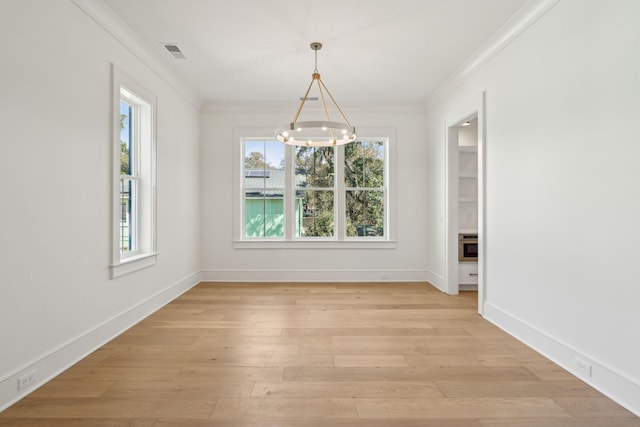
[0,0,201,410]
[3,0,638,417]
[426,0,640,414]
[200,103,430,282]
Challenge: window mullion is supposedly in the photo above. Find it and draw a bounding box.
[285,145,294,240]
[336,145,345,240]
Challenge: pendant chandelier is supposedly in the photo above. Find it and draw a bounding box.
[276,42,356,147]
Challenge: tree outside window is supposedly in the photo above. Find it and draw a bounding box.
[345,141,385,237]
[295,146,335,237]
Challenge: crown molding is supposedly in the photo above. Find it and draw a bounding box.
[424,0,562,111]
[71,0,204,110]
[203,100,427,114]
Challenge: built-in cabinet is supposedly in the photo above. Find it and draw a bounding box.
[458,146,478,233]
[458,145,478,286]
[459,262,478,285]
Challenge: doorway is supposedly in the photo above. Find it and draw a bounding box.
[444,101,484,314]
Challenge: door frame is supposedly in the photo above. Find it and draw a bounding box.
[444,92,486,314]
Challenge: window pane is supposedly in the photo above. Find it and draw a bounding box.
[119,99,135,254]
[120,177,136,252]
[243,140,285,238]
[244,190,284,237]
[244,141,285,189]
[296,190,334,237]
[346,190,384,237]
[265,141,285,172]
[119,101,132,175]
[344,140,384,188]
[295,146,334,187]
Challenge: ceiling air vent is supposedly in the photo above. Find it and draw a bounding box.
[163,44,186,59]
[299,97,319,101]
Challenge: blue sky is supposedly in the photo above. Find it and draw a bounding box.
[120,100,131,147]
[244,140,284,169]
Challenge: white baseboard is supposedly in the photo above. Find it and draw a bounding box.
[201,269,430,283]
[425,270,445,291]
[0,271,201,412]
[483,302,640,417]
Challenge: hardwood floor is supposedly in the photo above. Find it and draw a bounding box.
[1,282,638,426]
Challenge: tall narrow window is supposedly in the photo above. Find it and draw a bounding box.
[119,99,136,253]
[111,66,157,278]
[295,146,335,237]
[344,140,386,237]
[242,140,285,238]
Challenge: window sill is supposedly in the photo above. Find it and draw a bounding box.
[110,252,158,279]
[233,240,397,249]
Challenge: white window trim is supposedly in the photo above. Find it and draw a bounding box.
[110,65,158,278]
[232,127,397,249]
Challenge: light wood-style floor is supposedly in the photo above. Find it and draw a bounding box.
[1,282,638,426]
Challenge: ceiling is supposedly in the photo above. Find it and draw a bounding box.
[102,0,529,103]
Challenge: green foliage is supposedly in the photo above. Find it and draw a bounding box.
[295,147,335,236]
[346,190,384,236]
[345,140,384,187]
[120,113,130,174]
[344,141,385,236]
[245,151,277,170]
[293,141,385,237]
[120,142,130,174]
[295,146,334,187]
[299,190,334,237]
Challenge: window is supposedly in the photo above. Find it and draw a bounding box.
[345,141,385,237]
[119,99,136,252]
[111,66,157,278]
[242,140,285,238]
[295,146,335,237]
[236,129,394,248]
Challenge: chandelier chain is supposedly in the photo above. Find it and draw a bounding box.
[314,48,318,73]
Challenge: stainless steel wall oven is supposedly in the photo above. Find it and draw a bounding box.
[459,233,478,262]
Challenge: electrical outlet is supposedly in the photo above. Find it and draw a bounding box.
[17,369,37,391]
[574,357,592,377]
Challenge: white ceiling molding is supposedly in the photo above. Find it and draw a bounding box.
[71,0,203,110]
[203,101,427,114]
[424,0,562,111]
